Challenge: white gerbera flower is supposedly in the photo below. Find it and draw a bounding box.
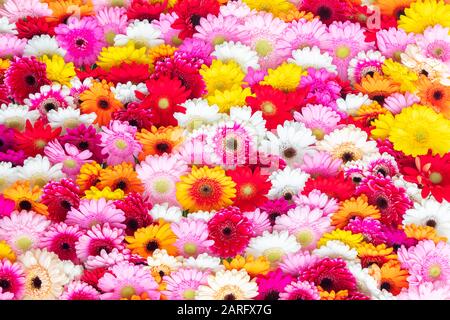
[392,176,423,204]
[24,35,66,58]
[246,230,301,264]
[18,249,69,300]
[347,262,382,299]
[403,199,450,239]
[114,19,163,48]
[0,162,18,192]
[317,125,378,164]
[268,166,310,200]
[187,210,216,222]
[0,17,17,34]
[336,93,371,116]
[147,249,183,274]
[0,103,40,130]
[229,106,267,141]
[150,203,183,223]
[183,253,224,272]
[17,155,64,188]
[111,81,148,105]
[47,107,96,133]
[313,240,358,263]
[61,260,83,282]
[261,120,316,166]
[196,269,258,300]
[288,46,337,73]
[212,41,260,71]
[174,99,222,131]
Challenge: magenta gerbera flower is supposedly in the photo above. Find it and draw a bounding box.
[40,222,84,263]
[172,219,214,258]
[162,268,209,300]
[256,268,294,300]
[279,280,320,300]
[344,217,385,245]
[60,281,100,300]
[259,198,295,227]
[41,179,81,223]
[55,16,106,67]
[59,124,104,163]
[113,192,153,236]
[299,68,342,109]
[0,259,26,300]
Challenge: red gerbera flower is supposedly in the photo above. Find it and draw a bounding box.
[0,85,9,105]
[403,153,450,203]
[302,173,355,202]
[364,14,398,43]
[300,0,348,25]
[105,62,151,85]
[75,66,108,82]
[127,0,168,21]
[81,268,108,291]
[14,120,62,157]
[112,102,155,131]
[41,179,82,222]
[15,16,58,39]
[207,206,254,258]
[4,57,51,104]
[172,0,220,40]
[226,166,271,212]
[114,192,153,236]
[299,258,357,292]
[136,76,191,127]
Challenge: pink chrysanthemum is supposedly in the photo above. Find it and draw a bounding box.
[0,211,50,253]
[299,151,342,178]
[243,209,271,237]
[66,198,126,230]
[376,27,416,61]
[344,217,385,245]
[98,262,160,300]
[244,67,267,86]
[172,219,214,258]
[96,7,129,45]
[60,281,100,300]
[259,198,295,226]
[85,248,131,270]
[44,140,92,178]
[99,120,142,166]
[293,190,339,217]
[75,223,125,261]
[162,268,209,300]
[398,240,450,288]
[194,13,248,46]
[41,179,81,223]
[24,84,74,120]
[0,259,26,300]
[55,16,106,67]
[0,35,27,58]
[256,268,294,300]
[294,104,341,139]
[300,68,342,109]
[279,280,320,300]
[278,18,328,55]
[274,206,332,251]
[40,222,84,263]
[383,92,420,114]
[0,0,52,22]
[279,251,320,276]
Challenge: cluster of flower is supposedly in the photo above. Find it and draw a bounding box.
[0,0,450,300]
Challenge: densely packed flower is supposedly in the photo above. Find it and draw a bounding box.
[0,0,450,301]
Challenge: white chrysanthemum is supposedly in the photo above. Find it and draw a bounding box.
[261,120,316,166]
[229,106,267,141]
[150,203,183,223]
[403,199,450,239]
[18,249,69,300]
[212,41,260,71]
[114,19,163,48]
[347,50,385,84]
[347,262,382,299]
[17,155,64,188]
[187,210,216,222]
[24,35,66,58]
[0,17,17,34]
[0,103,40,130]
[246,230,301,264]
[392,176,423,204]
[196,269,258,300]
[174,99,223,131]
[313,240,358,263]
[147,249,182,273]
[268,167,310,200]
[47,107,97,133]
[183,253,224,272]
[0,162,18,192]
[61,260,83,283]
[336,93,371,116]
[317,125,378,164]
[288,46,337,73]
[111,81,148,105]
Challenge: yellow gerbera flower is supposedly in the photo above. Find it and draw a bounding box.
[200,60,246,95]
[261,62,306,92]
[176,166,236,212]
[243,0,296,16]
[404,224,448,243]
[84,186,125,201]
[388,104,450,156]
[125,220,178,258]
[223,255,270,277]
[41,55,76,87]
[3,181,48,216]
[398,0,450,34]
[318,229,365,249]
[0,240,16,262]
[76,161,103,193]
[371,112,395,140]
[96,41,151,71]
[207,87,253,113]
[357,243,397,268]
[319,289,349,300]
[382,59,418,92]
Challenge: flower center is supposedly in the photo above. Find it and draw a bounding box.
[199,184,213,196]
[433,90,443,100]
[60,200,72,210]
[120,285,136,299]
[263,248,283,263]
[222,226,233,236]
[296,229,314,247]
[98,99,109,109]
[283,147,297,159]
[255,39,273,57]
[212,35,226,46]
[63,118,79,129]
[261,101,276,114]
[25,75,36,86]
[415,130,428,143]
[375,196,389,210]
[146,240,159,252]
[380,281,391,291]
[429,264,441,278]
[225,138,239,151]
[15,236,32,251]
[19,200,32,211]
[63,159,77,169]
[75,38,86,47]
[183,243,198,255]
[190,14,202,26]
[32,276,42,289]
[241,184,254,197]
[335,46,350,59]
[183,289,196,300]
[115,139,128,150]
[116,180,127,190]
[317,6,332,20]
[153,179,171,194]
[319,277,333,291]
[158,98,170,110]
[78,141,89,150]
[312,128,325,140]
[44,102,56,112]
[0,279,10,290]
[156,142,170,154]
[35,139,46,149]
[426,219,437,228]
[429,172,443,184]
[105,31,116,45]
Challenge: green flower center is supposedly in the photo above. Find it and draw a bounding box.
[213,35,226,46]
[115,139,128,150]
[261,101,276,115]
[183,289,196,300]
[16,237,32,251]
[296,229,314,247]
[153,179,171,194]
[158,98,170,110]
[429,265,441,278]
[263,248,283,263]
[336,45,351,59]
[120,285,136,299]
[183,243,197,255]
[255,39,273,57]
[429,172,443,184]
[63,159,77,169]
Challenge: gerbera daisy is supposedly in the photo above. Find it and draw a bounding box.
[279,280,320,300]
[3,181,48,216]
[294,104,341,140]
[357,243,397,269]
[41,54,76,87]
[0,241,16,262]
[98,163,143,196]
[318,229,364,250]
[301,173,356,203]
[344,217,385,246]
[378,261,409,295]
[354,72,400,105]
[398,0,450,34]
[212,41,260,72]
[113,192,152,236]
[300,0,347,25]
[0,259,25,300]
[76,161,103,193]
[60,281,100,300]
[17,155,64,188]
[348,50,386,85]
[0,34,26,58]
[397,281,450,300]
[299,151,342,178]
[40,223,83,264]
[416,76,450,119]
[41,179,81,223]
[376,27,416,62]
[14,120,61,157]
[136,126,184,160]
[331,195,381,229]
[259,198,295,226]
[162,268,209,300]
[416,24,450,64]
[200,59,245,96]
[15,16,58,39]
[268,167,310,201]
[313,240,358,263]
[85,248,131,271]
[293,190,339,217]
[60,124,103,163]
[114,19,163,48]
[149,203,183,223]
[171,219,213,258]
[255,268,294,300]
[0,195,15,218]
[125,220,177,258]
[223,254,270,278]
[147,248,182,282]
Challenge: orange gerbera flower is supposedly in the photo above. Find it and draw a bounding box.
[277,9,315,22]
[223,255,270,278]
[332,194,381,229]
[3,181,48,215]
[97,162,144,194]
[80,80,123,126]
[376,0,415,18]
[354,73,400,105]
[416,76,450,119]
[354,101,388,127]
[44,0,94,24]
[319,289,348,300]
[404,224,448,244]
[136,126,184,160]
[379,260,409,295]
[357,243,397,268]
[76,161,103,192]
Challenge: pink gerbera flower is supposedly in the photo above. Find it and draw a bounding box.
[278,18,328,55]
[274,206,332,251]
[66,198,126,230]
[279,280,320,300]
[0,0,52,22]
[376,27,416,61]
[24,84,74,120]
[0,195,15,218]
[279,251,320,276]
[366,155,399,178]
[178,38,214,65]
[98,262,160,300]
[162,268,209,300]
[259,198,295,226]
[294,104,341,139]
[243,209,271,237]
[96,7,129,45]
[256,268,294,300]
[416,25,450,64]
[300,68,342,109]
[293,190,339,217]
[40,222,84,263]
[151,12,181,47]
[244,67,267,86]
[397,282,450,300]
[398,240,450,288]
[0,34,27,58]
[44,140,92,178]
[85,248,131,270]
[0,259,26,300]
[55,16,106,67]
[299,151,342,178]
[60,281,100,300]
[383,92,420,114]
[75,223,125,261]
[171,219,214,258]
[194,13,247,46]
[344,217,385,245]
[219,0,253,23]
[99,120,142,166]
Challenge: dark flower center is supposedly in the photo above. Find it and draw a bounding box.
[226,138,239,151]
[380,281,391,291]
[127,218,139,231]
[146,240,159,252]
[116,180,127,190]
[365,71,375,77]
[156,142,170,153]
[76,38,86,47]
[283,147,297,159]
[342,152,355,163]
[395,8,405,19]
[420,69,429,77]
[319,278,333,291]
[159,270,165,277]
[264,290,280,300]
[19,200,32,211]
[352,176,362,183]
[377,168,388,177]
[25,75,36,86]
[96,246,111,255]
[78,141,89,150]
[98,99,109,109]
[372,95,386,105]
[0,279,10,290]
[224,293,236,300]
[32,276,42,289]
[44,103,56,112]
[317,6,332,20]
[433,90,443,100]
[284,192,293,201]
[0,139,4,147]
[426,219,437,228]
[190,14,202,26]
[222,226,232,236]
[268,212,280,224]
[60,242,71,250]
[375,196,389,210]
[199,184,213,196]
[128,119,138,127]
[60,200,72,210]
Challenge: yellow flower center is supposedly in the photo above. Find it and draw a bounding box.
[35,139,47,149]
[429,264,441,278]
[120,285,136,299]
[172,35,182,46]
[261,101,276,114]
[158,98,170,110]
[183,289,196,300]
[336,46,351,59]
[263,248,284,263]
[312,128,325,140]
[429,172,443,184]
[183,243,197,255]
[153,179,171,194]
[63,118,79,129]
[105,31,117,46]
[63,159,77,169]
[111,0,125,6]
[5,117,23,130]
[393,51,402,62]
[15,237,32,251]
[212,36,226,46]
[241,184,254,196]
[255,39,273,57]
[32,176,48,188]
[296,229,314,247]
[415,130,428,143]
[115,139,128,150]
